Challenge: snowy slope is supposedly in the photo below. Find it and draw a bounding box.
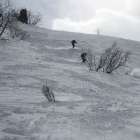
[0,24,140,140]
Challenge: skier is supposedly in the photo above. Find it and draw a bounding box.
[81,52,87,63]
[71,40,77,48]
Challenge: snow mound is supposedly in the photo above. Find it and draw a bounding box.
[130,68,140,78]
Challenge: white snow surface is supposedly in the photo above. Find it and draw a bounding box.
[0,24,140,140]
[130,68,140,78]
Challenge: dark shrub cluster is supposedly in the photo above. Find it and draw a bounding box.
[18,9,41,25]
[18,9,28,24]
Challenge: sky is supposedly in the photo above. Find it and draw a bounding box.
[10,0,140,41]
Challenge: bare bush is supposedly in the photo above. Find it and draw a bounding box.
[0,0,11,37]
[82,42,130,74]
[0,1,19,38]
[96,42,130,73]
[42,81,55,102]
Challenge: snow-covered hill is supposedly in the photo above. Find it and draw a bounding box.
[0,24,140,140]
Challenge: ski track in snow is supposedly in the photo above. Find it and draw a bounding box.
[0,25,140,140]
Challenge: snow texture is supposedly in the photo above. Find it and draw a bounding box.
[130,68,140,78]
[0,24,140,140]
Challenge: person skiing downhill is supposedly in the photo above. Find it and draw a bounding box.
[81,52,87,63]
[71,40,77,48]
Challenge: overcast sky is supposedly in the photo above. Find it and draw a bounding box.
[11,0,140,41]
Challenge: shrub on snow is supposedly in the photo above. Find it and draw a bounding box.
[96,42,130,73]
[42,81,55,103]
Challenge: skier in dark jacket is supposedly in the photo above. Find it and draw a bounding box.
[71,40,77,48]
[81,52,87,63]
